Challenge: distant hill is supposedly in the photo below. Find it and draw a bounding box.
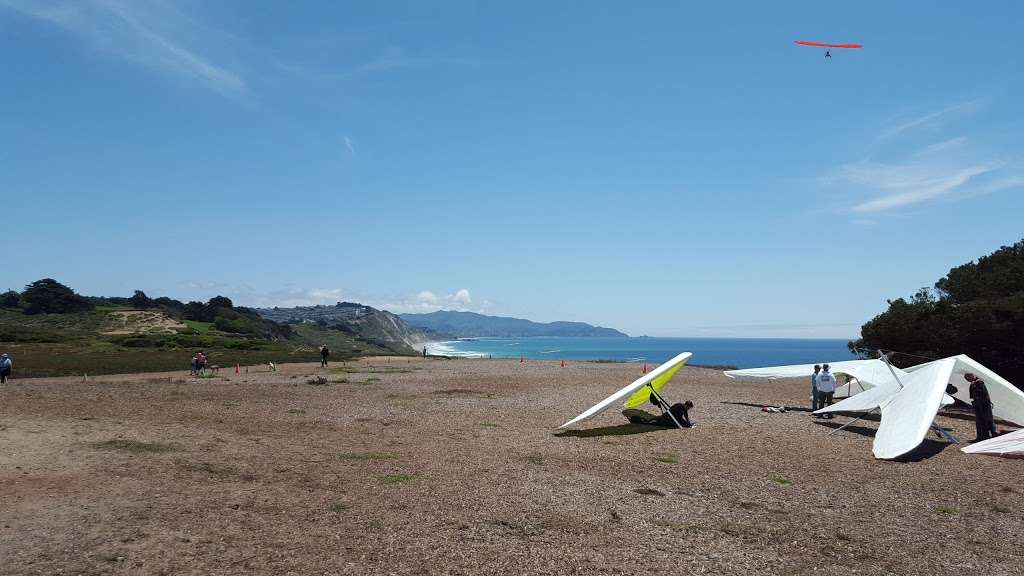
[256,302,446,352]
[399,311,627,338]
[0,279,404,377]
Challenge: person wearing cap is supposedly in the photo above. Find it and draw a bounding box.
[966,372,997,442]
[0,353,12,384]
[815,364,837,418]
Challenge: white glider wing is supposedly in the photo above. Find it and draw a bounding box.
[872,358,956,459]
[961,428,1024,459]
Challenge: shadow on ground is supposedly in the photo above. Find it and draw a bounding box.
[814,421,954,461]
[554,424,675,438]
[720,401,814,413]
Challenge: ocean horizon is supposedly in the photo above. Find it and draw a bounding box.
[424,336,857,368]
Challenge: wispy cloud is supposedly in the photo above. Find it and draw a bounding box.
[2,0,242,93]
[842,162,994,213]
[344,136,355,154]
[880,99,982,139]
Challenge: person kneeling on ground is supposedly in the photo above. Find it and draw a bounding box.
[622,398,694,428]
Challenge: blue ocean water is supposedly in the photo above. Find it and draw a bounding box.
[426,337,856,368]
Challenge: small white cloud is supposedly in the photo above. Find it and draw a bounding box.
[415,291,438,304]
[448,289,471,305]
[344,136,355,154]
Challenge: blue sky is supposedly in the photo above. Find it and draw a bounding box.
[2,1,1022,338]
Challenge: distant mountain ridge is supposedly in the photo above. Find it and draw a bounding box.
[256,302,446,352]
[399,310,627,338]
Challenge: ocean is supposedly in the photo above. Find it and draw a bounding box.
[425,337,856,368]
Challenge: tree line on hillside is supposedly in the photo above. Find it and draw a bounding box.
[1,279,290,340]
[849,239,1024,387]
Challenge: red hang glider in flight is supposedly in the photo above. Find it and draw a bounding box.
[795,40,863,58]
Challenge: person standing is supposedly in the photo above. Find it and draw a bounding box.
[967,373,997,442]
[0,353,12,384]
[320,344,330,367]
[815,364,837,419]
[810,365,822,411]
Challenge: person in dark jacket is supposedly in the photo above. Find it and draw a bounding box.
[320,345,330,367]
[622,400,694,428]
[0,353,12,384]
[966,372,997,442]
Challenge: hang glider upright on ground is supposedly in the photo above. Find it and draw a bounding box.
[559,352,691,429]
[795,39,863,58]
[816,355,1024,459]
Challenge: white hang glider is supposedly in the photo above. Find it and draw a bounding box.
[726,354,1024,460]
[560,352,692,429]
[961,428,1024,459]
[725,358,955,404]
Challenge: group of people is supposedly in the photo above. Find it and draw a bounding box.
[0,352,11,383]
[190,351,210,376]
[810,364,838,418]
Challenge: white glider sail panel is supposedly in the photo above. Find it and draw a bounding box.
[624,360,685,409]
[905,355,1024,426]
[725,359,909,392]
[559,352,692,429]
[815,384,898,415]
[871,359,956,459]
[961,428,1024,458]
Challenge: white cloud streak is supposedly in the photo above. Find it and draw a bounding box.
[2,0,243,93]
[844,163,993,213]
[880,100,981,139]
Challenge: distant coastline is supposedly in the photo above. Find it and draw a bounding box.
[425,336,855,368]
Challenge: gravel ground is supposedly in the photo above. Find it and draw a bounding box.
[1,357,1022,575]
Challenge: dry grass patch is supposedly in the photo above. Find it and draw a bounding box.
[382,473,417,484]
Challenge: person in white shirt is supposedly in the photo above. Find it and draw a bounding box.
[815,363,837,419]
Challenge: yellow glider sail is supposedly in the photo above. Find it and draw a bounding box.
[623,357,688,409]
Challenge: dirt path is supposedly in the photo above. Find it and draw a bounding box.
[1,358,1021,575]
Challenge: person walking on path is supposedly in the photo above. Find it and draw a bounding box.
[810,364,822,411]
[0,353,12,384]
[815,364,837,418]
[967,372,998,442]
[320,345,330,367]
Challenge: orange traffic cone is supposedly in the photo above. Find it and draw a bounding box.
[235,364,240,374]
[642,363,648,374]
[561,359,565,368]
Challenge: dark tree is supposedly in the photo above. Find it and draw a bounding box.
[129,290,154,309]
[21,279,94,314]
[207,296,234,310]
[0,290,20,309]
[850,239,1024,387]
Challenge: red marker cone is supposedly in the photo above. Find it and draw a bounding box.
[642,363,648,374]
[561,359,565,368]
[235,364,240,374]
[520,356,524,364]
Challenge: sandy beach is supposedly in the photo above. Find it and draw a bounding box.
[1,357,1021,575]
